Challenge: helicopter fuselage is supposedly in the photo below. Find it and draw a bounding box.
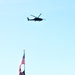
[33,17,43,21]
[27,17,43,21]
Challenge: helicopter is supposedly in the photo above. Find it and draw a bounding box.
[27,13,44,21]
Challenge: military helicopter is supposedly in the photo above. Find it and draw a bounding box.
[27,13,44,21]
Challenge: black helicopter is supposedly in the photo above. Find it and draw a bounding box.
[27,13,44,21]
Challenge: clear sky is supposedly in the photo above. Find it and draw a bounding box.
[0,0,75,75]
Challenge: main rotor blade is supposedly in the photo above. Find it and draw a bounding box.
[38,13,42,17]
[30,15,37,17]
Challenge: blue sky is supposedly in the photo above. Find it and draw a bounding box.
[0,0,75,75]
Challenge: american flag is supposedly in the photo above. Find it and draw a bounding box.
[19,65,22,75]
[21,51,25,64]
